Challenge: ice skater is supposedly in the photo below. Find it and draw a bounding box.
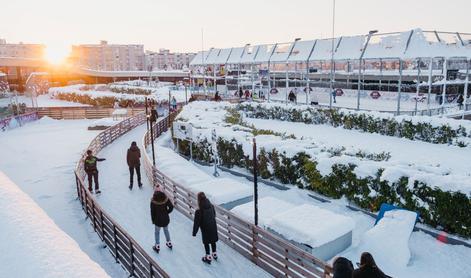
[151,190,174,253]
[192,192,219,264]
[127,141,142,189]
[353,252,391,278]
[84,150,106,194]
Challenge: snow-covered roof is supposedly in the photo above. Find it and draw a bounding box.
[309,38,340,61]
[287,40,316,62]
[270,42,295,63]
[190,29,471,66]
[240,45,260,64]
[253,44,276,64]
[204,48,220,65]
[214,48,233,64]
[189,49,213,66]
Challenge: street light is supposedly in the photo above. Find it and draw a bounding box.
[145,97,149,131]
[183,77,189,105]
[252,137,258,226]
[329,0,336,109]
[147,113,156,166]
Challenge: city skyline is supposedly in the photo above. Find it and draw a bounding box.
[3,0,471,47]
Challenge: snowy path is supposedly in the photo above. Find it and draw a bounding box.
[96,124,270,278]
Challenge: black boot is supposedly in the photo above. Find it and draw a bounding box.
[202,255,212,264]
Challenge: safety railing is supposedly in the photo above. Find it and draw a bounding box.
[29,107,145,119]
[142,116,334,278]
[75,113,169,278]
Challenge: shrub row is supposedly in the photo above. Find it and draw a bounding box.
[109,86,152,96]
[239,103,470,147]
[177,136,471,239]
[54,92,141,107]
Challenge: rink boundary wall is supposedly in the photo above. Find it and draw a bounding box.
[27,107,145,119]
[74,113,170,278]
[142,116,334,278]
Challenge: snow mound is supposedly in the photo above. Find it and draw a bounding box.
[188,178,252,205]
[38,116,56,124]
[0,172,110,278]
[269,204,355,248]
[231,196,295,227]
[360,209,416,271]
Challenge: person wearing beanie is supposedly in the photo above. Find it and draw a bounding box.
[150,190,174,253]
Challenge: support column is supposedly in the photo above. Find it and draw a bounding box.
[396,59,403,115]
[441,58,448,114]
[285,62,289,104]
[356,59,362,110]
[462,59,469,119]
[427,57,433,115]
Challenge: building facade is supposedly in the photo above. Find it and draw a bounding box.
[71,41,145,71]
[145,49,195,70]
[0,39,45,59]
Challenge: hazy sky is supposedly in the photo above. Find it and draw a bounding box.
[2,0,471,55]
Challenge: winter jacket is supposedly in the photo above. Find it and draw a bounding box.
[127,145,141,167]
[192,199,218,244]
[150,194,174,227]
[352,266,391,278]
[333,257,354,278]
[84,155,105,173]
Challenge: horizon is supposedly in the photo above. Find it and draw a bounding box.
[2,0,471,57]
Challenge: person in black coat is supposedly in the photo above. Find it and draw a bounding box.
[333,256,354,278]
[192,192,218,264]
[84,150,106,193]
[150,191,174,253]
[127,141,142,190]
[353,252,391,278]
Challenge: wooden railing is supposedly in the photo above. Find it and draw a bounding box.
[142,116,334,278]
[29,107,145,119]
[75,113,169,278]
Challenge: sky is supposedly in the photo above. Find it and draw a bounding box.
[1,0,471,57]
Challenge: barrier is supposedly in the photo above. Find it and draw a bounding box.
[29,107,145,120]
[0,111,39,131]
[142,116,334,278]
[74,113,169,278]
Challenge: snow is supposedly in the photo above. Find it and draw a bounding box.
[0,172,110,278]
[187,178,252,205]
[268,204,355,248]
[358,210,416,271]
[0,117,125,277]
[0,93,90,108]
[88,117,120,128]
[49,84,190,103]
[94,124,270,278]
[231,196,295,227]
[156,128,471,278]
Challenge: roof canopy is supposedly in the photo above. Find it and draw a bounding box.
[190,29,471,66]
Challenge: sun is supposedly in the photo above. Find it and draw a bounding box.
[45,44,70,65]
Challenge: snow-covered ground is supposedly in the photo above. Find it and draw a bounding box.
[155,132,471,278]
[95,124,270,278]
[0,172,110,278]
[0,117,125,277]
[0,94,90,107]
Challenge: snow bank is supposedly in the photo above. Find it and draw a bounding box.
[188,178,252,205]
[269,204,355,248]
[360,209,416,271]
[231,196,295,227]
[0,172,110,278]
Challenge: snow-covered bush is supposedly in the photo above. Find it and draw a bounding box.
[239,103,471,147]
[178,137,471,238]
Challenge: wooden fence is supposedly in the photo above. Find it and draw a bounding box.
[142,117,334,278]
[29,107,145,120]
[75,113,169,278]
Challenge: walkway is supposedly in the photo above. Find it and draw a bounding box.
[95,124,270,278]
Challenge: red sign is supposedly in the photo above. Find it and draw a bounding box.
[370,91,381,99]
[335,88,344,96]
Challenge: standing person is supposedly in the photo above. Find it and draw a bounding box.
[192,192,219,264]
[332,89,337,103]
[127,141,142,190]
[238,87,243,99]
[353,252,391,278]
[170,96,177,111]
[84,150,106,194]
[457,93,464,109]
[150,191,174,253]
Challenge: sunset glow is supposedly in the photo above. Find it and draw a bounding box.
[45,45,70,65]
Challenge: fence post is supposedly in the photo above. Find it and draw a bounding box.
[129,240,135,277]
[100,211,105,241]
[113,225,119,263]
[92,201,97,232]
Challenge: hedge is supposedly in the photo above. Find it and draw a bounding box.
[54,92,141,107]
[176,136,471,239]
[238,103,471,147]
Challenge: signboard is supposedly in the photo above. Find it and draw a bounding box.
[334,88,344,96]
[270,88,279,94]
[370,91,381,99]
[173,122,193,141]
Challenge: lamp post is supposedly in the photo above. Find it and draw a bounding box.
[145,97,149,131]
[184,77,189,105]
[252,137,258,226]
[329,0,336,109]
[147,113,156,166]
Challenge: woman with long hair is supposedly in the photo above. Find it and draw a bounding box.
[192,192,219,264]
[150,190,174,253]
[353,252,391,278]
